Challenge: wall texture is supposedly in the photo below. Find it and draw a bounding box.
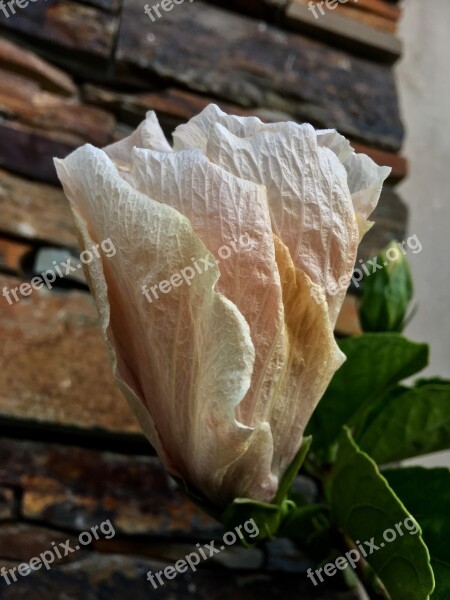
[397,0,450,379]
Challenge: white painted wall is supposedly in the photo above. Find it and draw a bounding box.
[396,1,450,468]
[397,0,450,379]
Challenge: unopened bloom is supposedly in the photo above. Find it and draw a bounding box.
[55,105,389,508]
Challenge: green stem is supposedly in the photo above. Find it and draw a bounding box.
[343,535,390,600]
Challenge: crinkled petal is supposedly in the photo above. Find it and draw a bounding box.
[316,129,354,163]
[176,107,389,316]
[203,120,359,325]
[124,148,287,430]
[269,236,345,475]
[173,104,266,152]
[104,111,172,171]
[173,104,300,152]
[123,137,345,492]
[54,107,389,508]
[317,129,391,238]
[54,145,277,506]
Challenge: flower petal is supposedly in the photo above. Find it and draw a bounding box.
[317,129,391,238]
[173,104,266,152]
[269,236,345,476]
[175,107,389,243]
[54,145,277,506]
[104,111,172,171]
[204,120,359,325]
[124,148,287,430]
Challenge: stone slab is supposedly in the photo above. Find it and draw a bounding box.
[0,552,363,599]
[0,274,140,435]
[0,439,218,536]
[0,0,120,60]
[0,68,116,147]
[116,0,404,151]
[286,1,402,62]
[0,38,76,96]
[0,169,77,249]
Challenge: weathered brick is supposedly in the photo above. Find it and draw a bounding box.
[0,169,77,248]
[116,0,403,151]
[0,552,363,599]
[0,0,120,60]
[0,274,139,435]
[0,38,76,96]
[0,439,218,536]
[0,489,15,521]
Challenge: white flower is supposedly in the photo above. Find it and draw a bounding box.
[55,105,390,507]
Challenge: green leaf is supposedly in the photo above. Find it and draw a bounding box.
[355,383,450,464]
[351,384,407,442]
[280,503,334,561]
[415,377,450,388]
[385,467,450,600]
[220,498,288,543]
[213,438,313,544]
[274,436,312,504]
[307,334,428,452]
[359,241,413,333]
[329,428,434,600]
